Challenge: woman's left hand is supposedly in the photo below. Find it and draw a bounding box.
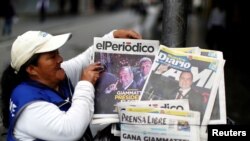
[113,29,142,39]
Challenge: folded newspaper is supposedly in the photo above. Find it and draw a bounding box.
[170,47,227,140]
[107,100,191,137]
[92,99,190,125]
[118,107,200,124]
[171,47,227,125]
[200,49,226,125]
[118,107,200,141]
[121,124,196,141]
[116,99,190,111]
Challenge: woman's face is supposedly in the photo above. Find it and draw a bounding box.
[30,50,65,88]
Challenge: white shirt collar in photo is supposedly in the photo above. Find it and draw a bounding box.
[179,88,191,97]
[123,80,134,90]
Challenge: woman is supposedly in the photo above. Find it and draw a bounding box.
[1,29,141,140]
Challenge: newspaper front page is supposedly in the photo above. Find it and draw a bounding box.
[106,100,191,135]
[171,47,201,54]
[140,45,225,126]
[200,49,226,125]
[116,99,190,111]
[118,107,200,123]
[171,47,227,125]
[93,37,159,118]
[199,49,226,141]
[171,48,226,140]
[92,99,190,125]
[119,107,200,141]
[121,124,193,141]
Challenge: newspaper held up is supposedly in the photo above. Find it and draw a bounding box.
[93,37,159,118]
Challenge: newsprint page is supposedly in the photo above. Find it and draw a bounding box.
[93,37,159,118]
[139,45,225,126]
[171,47,227,125]
[118,107,200,141]
[200,49,226,125]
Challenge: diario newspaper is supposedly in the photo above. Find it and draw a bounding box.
[140,45,225,126]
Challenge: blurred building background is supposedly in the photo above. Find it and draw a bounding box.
[0,0,249,140]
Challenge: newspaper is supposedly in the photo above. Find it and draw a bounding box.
[121,124,196,141]
[171,48,226,141]
[171,47,227,125]
[140,45,225,126]
[199,49,226,141]
[119,108,200,141]
[107,99,191,136]
[118,107,200,124]
[171,46,201,54]
[91,117,119,125]
[92,99,190,125]
[93,37,159,118]
[200,49,226,125]
[116,99,190,111]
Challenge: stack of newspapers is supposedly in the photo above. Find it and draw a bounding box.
[91,38,226,141]
[117,102,200,141]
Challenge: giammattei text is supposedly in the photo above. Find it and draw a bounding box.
[122,133,188,141]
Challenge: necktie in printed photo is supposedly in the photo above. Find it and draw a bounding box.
[176,90,183,99]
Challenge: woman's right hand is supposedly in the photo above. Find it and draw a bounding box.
[113,29,142,39]
[81,62,104,85]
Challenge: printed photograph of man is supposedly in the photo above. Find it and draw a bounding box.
[105,66,138,94]
[135,57,153,90]
[169,71,205,121]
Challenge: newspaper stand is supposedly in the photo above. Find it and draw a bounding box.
[92,38,226,141]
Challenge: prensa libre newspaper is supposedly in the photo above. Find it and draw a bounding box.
[121,124,196,141]
[93,37,159,118]
[92,99,190,125]
[140,45,225,126]
[108,100,191,135]
[118,107,200,122]
[171,47,227,125]
[118,107,200,141]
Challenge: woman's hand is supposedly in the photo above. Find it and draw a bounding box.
[81,62,104,85]
[113,29,142,39]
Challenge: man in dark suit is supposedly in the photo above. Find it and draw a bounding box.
[169,71,205,122]
[97,66,138,114]
[105,66,138,94]
[135,57,153,90]
[95,72,118,95]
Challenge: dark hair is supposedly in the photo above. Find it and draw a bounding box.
[180,71,193,81]
[139,57,152,66]
[1,53,41,128]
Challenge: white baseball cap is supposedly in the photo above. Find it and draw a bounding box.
[11,31,72,72]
